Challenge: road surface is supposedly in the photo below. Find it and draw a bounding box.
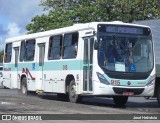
[0,88,159,123]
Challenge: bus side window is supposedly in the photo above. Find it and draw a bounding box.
[63,32,78,59]
[4,43,12,63]
[25,39,35,61]
[48,35,62,60]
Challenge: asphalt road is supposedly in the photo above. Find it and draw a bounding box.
[0,87,160,123]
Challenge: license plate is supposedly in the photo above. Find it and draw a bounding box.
[123,92,134,96]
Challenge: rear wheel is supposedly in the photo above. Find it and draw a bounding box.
[113,96,128,106]
[157,85,160,106]
[68,80,82,103]
[20,77,28,96]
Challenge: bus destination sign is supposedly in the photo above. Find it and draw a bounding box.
[98,24,151,35]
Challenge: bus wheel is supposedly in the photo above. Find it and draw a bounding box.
[113,96,128,106]
[20,77,28,96]
[144,96,150,100]
[68,80,82,103]
[157,85,160,106]
[57,93,69,101]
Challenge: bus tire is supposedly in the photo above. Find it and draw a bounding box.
[68,80,82,103]
[57,93,69,101]
[157,85,160,106]
[20,77,28,96]
[113,96,128,106]
[144,96,150,100]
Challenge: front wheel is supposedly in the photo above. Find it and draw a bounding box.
[144,96,150,100]
[157,85,160,106]
[57,93,69,101]
[68,80,82,103]
[113,96,128,106]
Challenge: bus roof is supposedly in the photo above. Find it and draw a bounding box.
[5,21,150,43]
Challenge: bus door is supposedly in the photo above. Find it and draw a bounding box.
[83,37,94,93]
[14,47,19,88]
[37,43,45,91]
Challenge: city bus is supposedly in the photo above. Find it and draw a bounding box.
[3,21,159,106]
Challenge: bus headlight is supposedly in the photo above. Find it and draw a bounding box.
[96,72,110,85]
[146,75,155,86]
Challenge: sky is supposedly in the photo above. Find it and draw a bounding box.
[0,0,44,51]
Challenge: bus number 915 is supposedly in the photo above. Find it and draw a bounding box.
[111,80,120,85]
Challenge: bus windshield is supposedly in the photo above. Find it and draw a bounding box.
[97,35,153,73]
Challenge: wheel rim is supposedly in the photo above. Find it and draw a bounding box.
[70,85,76,98]
[22,85,26,94]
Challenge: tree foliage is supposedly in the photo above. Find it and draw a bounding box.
[0,50,3,63]
[26,0,160,33]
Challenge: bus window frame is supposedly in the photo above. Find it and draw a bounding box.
[63,32,79,59]
[4,43,12,63]
[19,39,36,62]
[48,35,62,60]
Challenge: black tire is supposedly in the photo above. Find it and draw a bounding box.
[144,96,150,100]
[20,77,28,96]
[113,96,128,106]
[57,93,69,101]
[157,85,160,106]
[68,80,82,103]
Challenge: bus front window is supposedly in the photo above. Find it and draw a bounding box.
[98,36,153,73]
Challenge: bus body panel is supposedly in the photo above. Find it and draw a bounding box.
[3,22,155,99]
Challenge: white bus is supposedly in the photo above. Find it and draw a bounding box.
[3,22,159,106]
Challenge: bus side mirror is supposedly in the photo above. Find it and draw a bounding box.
[94,40,99,50]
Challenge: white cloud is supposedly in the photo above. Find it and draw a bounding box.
[0,0,44,32]
[0,22,24,51]
[7,22,24,38]
[0,0,44,51]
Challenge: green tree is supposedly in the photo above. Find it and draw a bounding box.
[26,0,160,33]
[0,50,4,63]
